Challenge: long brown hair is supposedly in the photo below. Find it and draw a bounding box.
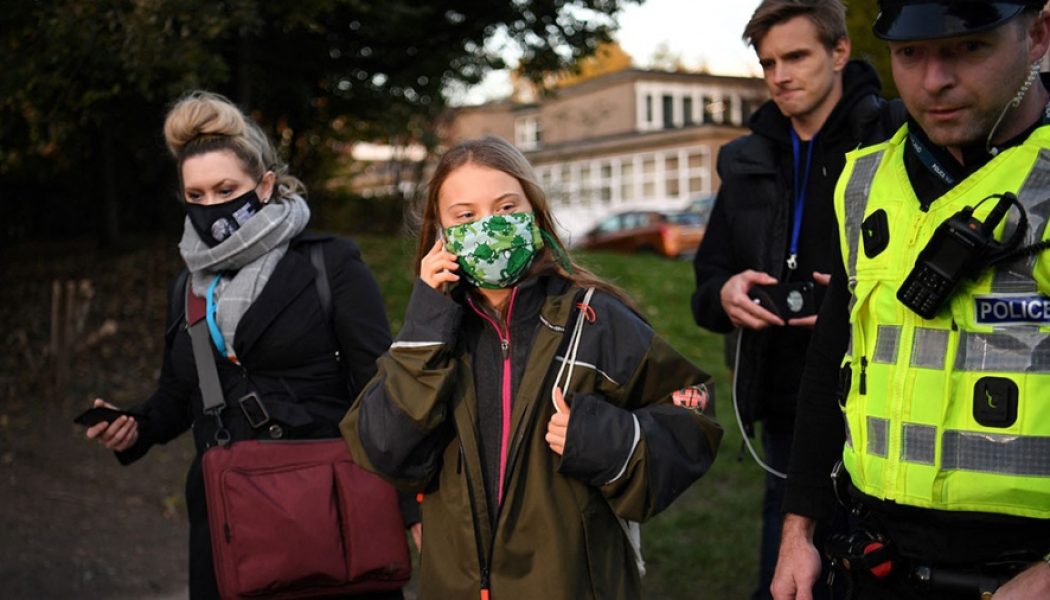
[417,136,639,312]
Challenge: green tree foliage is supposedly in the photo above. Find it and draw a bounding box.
[845,1,897,98]
[1,0,639,245]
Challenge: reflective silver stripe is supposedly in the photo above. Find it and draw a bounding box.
[910,327,949,369]
[902,424,937,465]
[552,356,620,385]
[867,417,889,457]
[539,315,565,332]
[873,325,900,364]
[953,330,1050,373]
[390,340,443,349]
[992,148,1050,292]
[842,152,884,284]
[604,415,641,485]
[942,430,1050,476]
[844,415,853,449]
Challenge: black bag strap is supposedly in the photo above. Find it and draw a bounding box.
[309,242,332,324]
[166,270,190,340]
[309,241,355,393]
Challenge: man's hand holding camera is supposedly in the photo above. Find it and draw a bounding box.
[786,272,830,328]
[720,270,829,330]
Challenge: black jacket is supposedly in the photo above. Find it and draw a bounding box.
[691,60,905,429]
[115,233,398,598]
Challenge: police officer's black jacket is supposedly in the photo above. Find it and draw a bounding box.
[691,60,905,430]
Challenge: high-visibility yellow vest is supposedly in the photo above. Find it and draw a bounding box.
[834,124,1050,519]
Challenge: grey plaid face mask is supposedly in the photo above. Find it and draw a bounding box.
[444,212,544,289]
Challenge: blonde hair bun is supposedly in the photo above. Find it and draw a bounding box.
[163,91,247,157]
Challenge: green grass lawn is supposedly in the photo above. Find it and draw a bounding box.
[352,234,765,599]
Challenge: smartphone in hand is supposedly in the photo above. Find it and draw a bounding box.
[437,227,451,294]
[73,406,130,427]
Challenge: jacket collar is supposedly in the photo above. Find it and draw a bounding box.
[231,246,315,359]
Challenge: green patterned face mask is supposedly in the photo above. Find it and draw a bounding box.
[444,212,544,289]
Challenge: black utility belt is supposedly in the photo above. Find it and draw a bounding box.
[825,528,1036,597]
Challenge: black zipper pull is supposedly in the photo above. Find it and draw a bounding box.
[859,356,868,395]
[480,566,491,600]
[500,339,509,360]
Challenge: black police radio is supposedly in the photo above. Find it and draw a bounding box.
[897,193,1022,319]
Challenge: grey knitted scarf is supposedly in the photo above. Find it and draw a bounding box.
[178,195,310,359]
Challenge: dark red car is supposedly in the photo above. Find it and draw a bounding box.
[577,210,705,258]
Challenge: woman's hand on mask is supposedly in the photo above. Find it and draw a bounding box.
[421,239,460,291]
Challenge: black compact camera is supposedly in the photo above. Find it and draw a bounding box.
[897,193,1018,319]
[748,281,817,319]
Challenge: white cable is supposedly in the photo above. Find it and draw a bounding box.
[731,328,788,479]
[986,62,1040,154]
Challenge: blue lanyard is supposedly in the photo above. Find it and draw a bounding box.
[788,129,816,271]
[907,132,957,187]
[205,273,232,360]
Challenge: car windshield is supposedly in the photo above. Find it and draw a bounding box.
[664,212,703,226]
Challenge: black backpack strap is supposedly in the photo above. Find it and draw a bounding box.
[166,269,190,340]
[309,242,332,325]
[308,241,354,393]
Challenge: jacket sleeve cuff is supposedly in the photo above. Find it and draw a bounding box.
[114,411,157,465]
[558,393,639,487]
[396,279,462,345]
[397,490,422,527]
[782,478,836,521]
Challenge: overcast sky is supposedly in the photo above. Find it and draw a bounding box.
[453,0,763,105]
[617,0,763,74]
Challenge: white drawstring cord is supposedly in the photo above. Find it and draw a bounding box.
[550,288,646,576]
[551,287,594,411]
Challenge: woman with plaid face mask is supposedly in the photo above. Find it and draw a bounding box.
[341,135,723,600]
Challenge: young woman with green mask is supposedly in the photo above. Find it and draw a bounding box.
[341,135,723,600]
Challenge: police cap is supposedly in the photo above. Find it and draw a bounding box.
[874,0,1046,41]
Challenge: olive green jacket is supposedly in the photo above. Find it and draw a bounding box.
[342,276,722,599]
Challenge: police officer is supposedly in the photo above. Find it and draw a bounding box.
[771,1,1050,599]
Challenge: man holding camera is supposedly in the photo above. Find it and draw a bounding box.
[691,1,903,598]
[772,1,1050,599]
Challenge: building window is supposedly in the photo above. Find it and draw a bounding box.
[645,94,654,124]
[686,148,711,196]
[664,152,680,198]
[641,154,657,199]
[579,163,594,207]
[515,115,542,150]
[662,94,675,129]
[683,96,694,125]
[621,160,635,201]
[599,162,613,204]
[741,96,763,123]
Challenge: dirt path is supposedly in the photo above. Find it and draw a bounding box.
[1,239,193,598]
